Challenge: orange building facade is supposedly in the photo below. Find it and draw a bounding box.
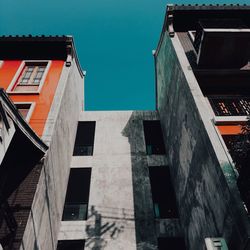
[0,60,64,136]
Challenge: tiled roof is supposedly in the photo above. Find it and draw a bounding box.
[169,3,250,10]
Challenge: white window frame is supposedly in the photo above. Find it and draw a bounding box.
[14,102,35,122]
[188,30,196,42]
[7,60,51,94]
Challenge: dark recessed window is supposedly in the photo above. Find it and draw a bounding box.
[62,168,91,221]
[158,237,186,250]
[149,166,178,218]
[73,122,96,156]
[14,103,32,120]
[222,135,250,214]
[57,240,85,250]
[143,121,166,155]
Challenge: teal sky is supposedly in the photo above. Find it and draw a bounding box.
[0,0,249,110]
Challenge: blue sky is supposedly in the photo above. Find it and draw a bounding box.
[0,0,249,110]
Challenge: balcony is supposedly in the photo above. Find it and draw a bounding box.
[208,96,250,116]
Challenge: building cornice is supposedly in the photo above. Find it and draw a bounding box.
[0,35,84,78]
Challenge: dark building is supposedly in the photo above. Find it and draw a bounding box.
[154,4,250,250]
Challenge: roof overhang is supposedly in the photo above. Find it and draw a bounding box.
[154,4,250,57]
[197,29,250,68]
[0,35,84,78]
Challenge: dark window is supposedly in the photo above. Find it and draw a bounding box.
[14,103,31,119]
[149,166,178,218]
[57,240,85,250]
[73,122,96,156]
[223,135,250,213]
[158,237,186,250]
[143,121,166,155]
[62,168,91,221]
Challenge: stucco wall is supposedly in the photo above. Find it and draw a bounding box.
[58,111,182,250]
[155,32,250,250]
[20,57,83,250]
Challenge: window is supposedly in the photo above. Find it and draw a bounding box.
[143,121,166,155]
[73,122,96,156]
[158,237,186,250]
[149,166,178,218]
[57,240,85,250]
[62,168,91,221]
[222,135,250,214]
[14,103,34,121]
[7,61,50,93]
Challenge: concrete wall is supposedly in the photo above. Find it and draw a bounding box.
[58,111,182,250]
[20,57,83,250]
[155,32,250,250]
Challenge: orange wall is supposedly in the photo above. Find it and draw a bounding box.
[217,124,243,135]
[0,60,64,137]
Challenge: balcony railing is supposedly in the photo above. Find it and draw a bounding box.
[208,96,250,116]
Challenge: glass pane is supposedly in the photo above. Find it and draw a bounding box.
[62,203,88,221]
[73,145,93,156]
[20,79,28,83]
[73,122,96,156]
[18,108,29,119]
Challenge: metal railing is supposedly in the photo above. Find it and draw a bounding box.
[208,96,250,116]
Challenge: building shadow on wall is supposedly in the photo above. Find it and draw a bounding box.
[121,111,158,250]
[0,163,42,250]
[85,205,134,249]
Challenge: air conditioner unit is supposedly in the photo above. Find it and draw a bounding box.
[205,238,228,250]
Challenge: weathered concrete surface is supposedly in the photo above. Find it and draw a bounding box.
[58,111,182,250]
[0,114,15,165]
[155,32,250,250]
[20,57,83,250]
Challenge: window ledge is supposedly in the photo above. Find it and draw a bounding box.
[7,91,40,95]
[213,116,248,124]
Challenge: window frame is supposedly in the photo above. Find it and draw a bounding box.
[62,168,92,221]
[73,121,96,156]
[14,102,35,122]
[188,30,196,42]
[7,60,51,94]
